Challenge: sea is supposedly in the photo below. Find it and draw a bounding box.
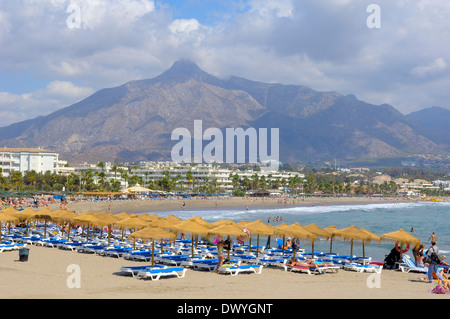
[149,201,450,262]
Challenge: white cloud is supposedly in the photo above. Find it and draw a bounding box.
[411,57,447,77]
[0,81,94,126]
[169,19,201,34]
[249,0,294,18]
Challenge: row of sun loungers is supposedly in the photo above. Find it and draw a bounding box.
[2,227,385,280]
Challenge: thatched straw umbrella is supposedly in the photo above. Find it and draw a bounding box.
[129,227,176,267]
[381,228,420,260]
[243,219,274,257]
[332,225,373,263]
[273,223,317,259]
[170,218,212,258]
[0,213,19,242]
[207,223,249,260]
[304,223,331,258]
[113,216,150,248]
[93,214,121,246]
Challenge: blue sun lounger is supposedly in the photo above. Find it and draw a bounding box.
[137,267,187,280]
[120,264,166,277]
[398,255,428,273]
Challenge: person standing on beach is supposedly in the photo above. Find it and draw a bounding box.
[426,241,444,284]
[215,239,226,273]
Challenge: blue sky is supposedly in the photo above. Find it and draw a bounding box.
[0,0,449,127]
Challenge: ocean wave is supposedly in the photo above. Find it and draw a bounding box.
[155,201,446,221]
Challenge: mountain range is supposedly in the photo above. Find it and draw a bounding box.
[0,59,449,167]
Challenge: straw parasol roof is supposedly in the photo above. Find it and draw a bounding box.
[114,216,150,229]
[243,219,274,257]
[170,218,213,257]
[138,213,159,221]
[0,207,20,215]
[0,213,19,242]
[129,226,176,266]
[147,217,174,229]
[207,223,249,260]
[244,219,274,236]
[207,223,248,237]
[93,214,121,246]
[129,226,176,240]
[71,213,100,243]
[304,223,330,257]
[381,228,420,258]
[0,212,19,223]
[324,225,339,254]
[381,229,420,245]
[210,219,237,227]
[304,223,331,239]
[333,225,372,242]
[114,212,131,219]
[332,225,373,262]
[360,228,381,243]
[54,210,78,240]
[170,218,212,234]
[113,215,151,246]
[164,214,182,224]
[274,223,317,258]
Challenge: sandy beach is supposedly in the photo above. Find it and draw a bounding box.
[47,195,428,215]
[1,196,449,302]
[0,244,446,300]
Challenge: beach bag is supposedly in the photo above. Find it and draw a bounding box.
[427,247,441,264]
[430,252,441,264]
[431,284,445,294]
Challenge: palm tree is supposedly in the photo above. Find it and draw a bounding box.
[11,171,23,191]
[186,170,193,191]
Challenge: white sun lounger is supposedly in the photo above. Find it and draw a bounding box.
[137,267,187,281]
[120,264,166,277]
[217,264,263,276]
[343,263,382,273]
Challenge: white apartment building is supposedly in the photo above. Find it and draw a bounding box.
[0,147,65,176]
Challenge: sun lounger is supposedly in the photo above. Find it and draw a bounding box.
[284,265,315,275]
[108,248,133,258]
[250,257,286,267]
[217,264,263,276]
[162,255,204,266]
[182,258,219,268]
[343,263,382,273]
[399,255,428,273]
[137,267,187,280]
[284,261,339,275]
[0,242,25,252]
[120,264,166,277]
[193,259,241,272]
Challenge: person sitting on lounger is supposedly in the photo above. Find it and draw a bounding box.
[283,238,292,249]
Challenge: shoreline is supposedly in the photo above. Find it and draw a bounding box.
[46,196,442,216]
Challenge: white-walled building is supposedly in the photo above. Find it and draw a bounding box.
[0,147,65,176]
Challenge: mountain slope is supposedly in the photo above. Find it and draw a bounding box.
[406,106,450,151]
[0,60,447,165]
